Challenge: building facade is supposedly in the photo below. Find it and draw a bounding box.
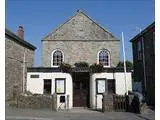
[26,10,132,109]
[42,10,120,67]
[5,26,36,100]
[130,22,155,105]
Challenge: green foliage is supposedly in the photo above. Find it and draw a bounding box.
[89,63,104,73]
[25,91,32,95]
[59,63,72,73]
[74,62,89,68]
[116,60,133,69]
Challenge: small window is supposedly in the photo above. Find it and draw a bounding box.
[43,79,52,94]
[55,78,66,94]
[137,40,142,60]
[107,79,115,93]
[30,75,39,78]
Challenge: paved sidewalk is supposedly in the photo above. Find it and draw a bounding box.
[5,107,154,120]
[137,108,155,120]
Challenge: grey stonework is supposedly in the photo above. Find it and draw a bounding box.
[42,40,120,67]
[44,11,118,41]
[131,22,155,105]
[5,31,35,100]
[42,11,120,67]
[102,93,114,112]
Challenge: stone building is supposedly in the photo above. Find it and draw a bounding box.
[26,10,132,109]
[130,22,155,105]
[5,26,36,100]
[42,10,120,67]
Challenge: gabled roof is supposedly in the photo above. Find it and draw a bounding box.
[43,10,119,41]
[130,22,155,42]
[5,28,36,50]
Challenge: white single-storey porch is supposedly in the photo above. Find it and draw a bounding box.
[26,67,132,110]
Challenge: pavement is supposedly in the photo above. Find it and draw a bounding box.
[5,107,155,120]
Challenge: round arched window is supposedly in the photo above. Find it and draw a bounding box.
[52,50,63,66]
[98,49,110,67]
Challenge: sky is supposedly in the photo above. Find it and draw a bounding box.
[6,0,155,66]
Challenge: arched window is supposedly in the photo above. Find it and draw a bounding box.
[52,50,63,67]
[98,49,110,67]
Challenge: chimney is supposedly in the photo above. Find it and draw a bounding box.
[17,26,24,39]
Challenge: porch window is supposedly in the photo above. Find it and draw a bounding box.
[107,79,115,93]
[43,79,52,94]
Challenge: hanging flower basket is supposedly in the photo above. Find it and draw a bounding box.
[89,63,104,73]
[59,63,72,73]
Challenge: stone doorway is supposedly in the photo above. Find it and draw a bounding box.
[72,72,90,107]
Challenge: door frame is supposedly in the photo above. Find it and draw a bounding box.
[72,72,90,107]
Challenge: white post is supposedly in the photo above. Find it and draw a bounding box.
[122,32,128,95]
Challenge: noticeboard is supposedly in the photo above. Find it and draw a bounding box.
[96,79,106,94]
[55,78,65,94]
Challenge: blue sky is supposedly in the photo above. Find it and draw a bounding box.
[6,0,155,66]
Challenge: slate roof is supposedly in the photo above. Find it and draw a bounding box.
[5,28,36,50]
[43,10,119,41]
[27,67,132,73]
[130,22,155,42]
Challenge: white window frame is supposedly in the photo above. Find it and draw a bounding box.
[97,49,111,67]
[51,49,64,67]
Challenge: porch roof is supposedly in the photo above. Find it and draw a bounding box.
[27,67,132,73]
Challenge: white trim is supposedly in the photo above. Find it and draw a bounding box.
[97,49,111,67]
[51,49,64,67]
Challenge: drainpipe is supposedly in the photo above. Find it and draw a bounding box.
[22,49,26,93]
[142,37,147,94]
[139,29,147,95]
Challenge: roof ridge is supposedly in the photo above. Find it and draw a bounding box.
[78,10,119,40]
[42,11,79,40]
[5,28,36,50]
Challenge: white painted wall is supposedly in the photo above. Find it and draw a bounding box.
[114,72,132,95]
[27,71,132,110]
[90,72,132,109]
[27,72,73,109]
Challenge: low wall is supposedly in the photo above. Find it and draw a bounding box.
[16,94,57,110]
[102,93,142,113]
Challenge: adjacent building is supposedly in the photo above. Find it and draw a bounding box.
[130,22,155,105]
[5,26,36,100]
[26,10,132,109]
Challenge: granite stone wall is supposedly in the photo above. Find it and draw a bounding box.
[132,25,155,105]
[42,11,120,68]
[5,37,35,100]
[42,40,120,67]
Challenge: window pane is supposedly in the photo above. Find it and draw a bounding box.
[99,49,110,66]
[53,50,63,66]
[108,79,115,93]
[44,79,51,94]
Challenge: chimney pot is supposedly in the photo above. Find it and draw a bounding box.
[17,26,24,39]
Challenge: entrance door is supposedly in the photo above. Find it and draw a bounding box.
[73,72,89,107]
